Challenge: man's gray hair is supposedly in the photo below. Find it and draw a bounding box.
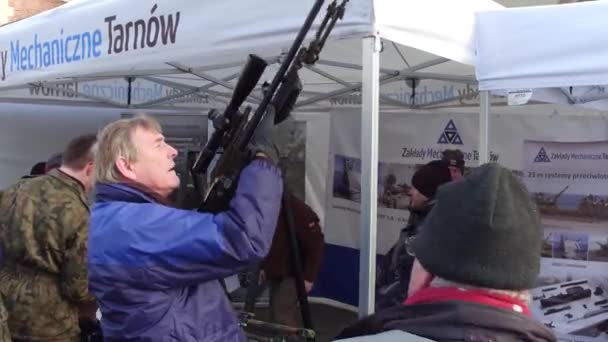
[95,115,162,184]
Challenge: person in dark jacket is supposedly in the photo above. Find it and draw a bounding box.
[375,160,452,310]
[87,109,284,341]
[260,191,325,327]
[336,163,556,342]
[20,161,46,179]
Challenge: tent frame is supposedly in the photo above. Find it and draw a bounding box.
[356,35,490,317]
[1,31,492,319]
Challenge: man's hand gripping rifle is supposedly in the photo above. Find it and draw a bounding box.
[191,0,348,214]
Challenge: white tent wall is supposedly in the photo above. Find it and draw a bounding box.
[0,103,208,188]
[0,103,117,186]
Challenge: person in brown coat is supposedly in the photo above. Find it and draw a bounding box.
[260,192,325,327]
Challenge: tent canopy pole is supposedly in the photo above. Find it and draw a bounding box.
[358,35,381,318]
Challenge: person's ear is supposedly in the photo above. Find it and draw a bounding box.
[115,157,136,181]
[84,161,94,177]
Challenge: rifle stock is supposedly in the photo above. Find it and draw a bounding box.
[191,55,267,177]
[198,106,252,213]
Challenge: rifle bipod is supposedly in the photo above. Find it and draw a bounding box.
[239,312,316,342]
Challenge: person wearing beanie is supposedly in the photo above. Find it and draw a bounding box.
[409,160,453,223]
[336,163,556,342]
[441,149,465,180]
[375,160,452,310]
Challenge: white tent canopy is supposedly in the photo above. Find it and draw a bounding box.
[0,0,503,316]
[475,1,608,96]
[0,0,500,91]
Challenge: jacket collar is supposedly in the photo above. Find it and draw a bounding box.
[94,183,159,204]
[48,169,90,210]
[390,301,555,342]
[337,299,556,342]
[404,286,531,316]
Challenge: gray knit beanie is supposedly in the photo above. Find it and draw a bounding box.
[411,163,542,290]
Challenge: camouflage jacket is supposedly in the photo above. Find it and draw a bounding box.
[0,169,94,341]
[0,297,9,342]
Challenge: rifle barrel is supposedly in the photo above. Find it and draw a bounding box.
[239,0,327,151]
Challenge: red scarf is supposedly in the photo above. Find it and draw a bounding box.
[404,287,531,316]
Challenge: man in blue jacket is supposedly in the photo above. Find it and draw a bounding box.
[88,109,284,341]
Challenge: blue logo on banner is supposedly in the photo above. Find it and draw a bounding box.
[437,119,463,145]
[534,147,551,163]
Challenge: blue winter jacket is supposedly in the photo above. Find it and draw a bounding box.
[88,160,283,341]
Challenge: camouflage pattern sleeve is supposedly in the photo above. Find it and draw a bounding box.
[59,211,95,304]
[0,296,9,342]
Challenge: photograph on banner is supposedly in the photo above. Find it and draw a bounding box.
[523,140,608,341]
[378,162,416,210]
[333,154,362,203]
[332,155,418,210]
[589,236,608,263]
[330,153,411,249]
[524,141,608,224]
[549,231,589,261]
[333,155,472,211]
[275,120,307,200]
[538,220,608,280]
[530,276,608,341]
